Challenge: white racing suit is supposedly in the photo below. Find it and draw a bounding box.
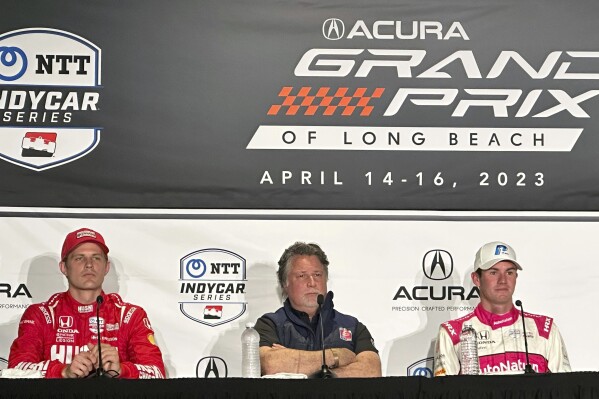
[434,304,570,375]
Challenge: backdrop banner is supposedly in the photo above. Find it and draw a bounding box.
[0,0,598,379]
[0,218,596,377]
[0,1,598,210]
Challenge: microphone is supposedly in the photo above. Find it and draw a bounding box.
[515,300,535,374]
[309,294,336,379]
[94,295,107,377]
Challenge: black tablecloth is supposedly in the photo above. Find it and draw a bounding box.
[1,373,598,399]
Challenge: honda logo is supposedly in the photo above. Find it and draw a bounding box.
[59,316,73,328]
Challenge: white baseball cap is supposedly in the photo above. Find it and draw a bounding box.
[473,241,522,272]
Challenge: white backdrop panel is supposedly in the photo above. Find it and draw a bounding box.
[0,217,594,377]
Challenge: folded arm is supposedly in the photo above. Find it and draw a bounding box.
[334,349,381,377]
[260,345,380,377]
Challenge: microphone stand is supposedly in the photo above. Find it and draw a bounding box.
[515,300,536,374]
[309,294,336,379]
[94,295,108,378]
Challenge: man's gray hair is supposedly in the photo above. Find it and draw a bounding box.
[277,242,329,290]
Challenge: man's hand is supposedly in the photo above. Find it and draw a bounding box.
[88,343,122,376]
[61,346,96,378]
[334,350,381,378]
[260,344,377,377]
[334,348,357,368]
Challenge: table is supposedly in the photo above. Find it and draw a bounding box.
[1,372,598,399]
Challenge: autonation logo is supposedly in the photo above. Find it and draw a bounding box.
[322,18,469,40]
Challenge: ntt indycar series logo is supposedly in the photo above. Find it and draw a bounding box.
[179,249,247,327]
[0,28,101,171]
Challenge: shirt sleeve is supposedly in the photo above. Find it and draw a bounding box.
[547,322,571,372]
[434,325,460,376]
[118,306,166,379]
[353,321,378,354]
[8,305,65,378]
[255,316,280,347]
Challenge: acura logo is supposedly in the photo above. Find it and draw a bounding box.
[323,18,345,40]
[196,356,228,378]
[422,250,453,280]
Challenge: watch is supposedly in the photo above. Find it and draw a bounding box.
[330,348,339,369]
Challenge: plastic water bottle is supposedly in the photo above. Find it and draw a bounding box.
[241,322,261,377]
[459,322,480,375]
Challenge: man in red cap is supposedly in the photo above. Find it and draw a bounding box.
[8,228,166,378]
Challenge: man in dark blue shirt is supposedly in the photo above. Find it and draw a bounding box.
[255,242,381,377]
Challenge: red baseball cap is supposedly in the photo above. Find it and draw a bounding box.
[61,228,109,260]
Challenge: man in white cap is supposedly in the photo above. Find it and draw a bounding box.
[434,241,571,375]
[8,227,165,379]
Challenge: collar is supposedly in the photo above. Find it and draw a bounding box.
[287,303,318,331]
[283,291,336,330]
[64,290,106,314]
[474,302,520,330]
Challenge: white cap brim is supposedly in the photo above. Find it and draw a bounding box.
[477,258,522,271]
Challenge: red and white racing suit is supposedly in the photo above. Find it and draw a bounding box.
[434,304,570,375]
[8,291,166,379]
